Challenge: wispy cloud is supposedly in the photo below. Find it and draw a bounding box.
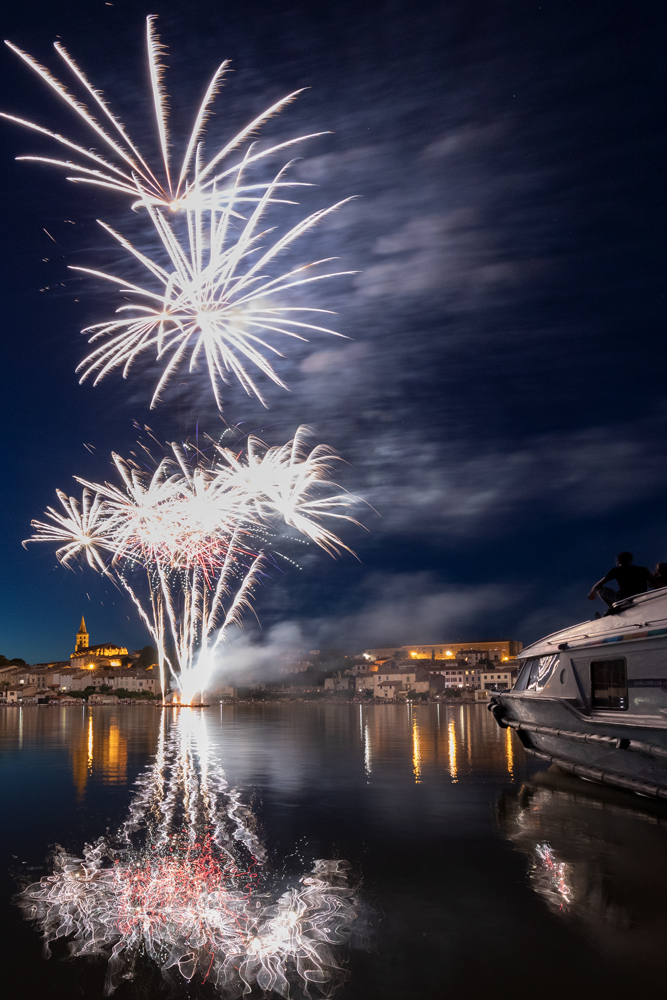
[309,572,515,648]
[212,573,519,662]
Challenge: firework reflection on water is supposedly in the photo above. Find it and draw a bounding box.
[18,711,360,996]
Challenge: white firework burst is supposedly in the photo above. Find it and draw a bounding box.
[2,15,324,213]
[25,427,360,701]
[73,163,354,408]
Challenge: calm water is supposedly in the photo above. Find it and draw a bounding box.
[2,702,667,998]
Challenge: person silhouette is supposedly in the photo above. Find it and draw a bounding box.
[588,551,655,611]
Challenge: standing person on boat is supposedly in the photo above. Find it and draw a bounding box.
[587,551,655,610]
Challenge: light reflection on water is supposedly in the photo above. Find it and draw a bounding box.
[448,716,458,782]
[1,704,159,800]
[2,703,667,999]
[0,702,518,798]
[346,702,515,784]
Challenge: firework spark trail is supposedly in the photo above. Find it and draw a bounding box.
[71,166,354,409]
[25,427,361,701]
[2,15,326,214]
[18,711,359,997]
[121,711,251,856]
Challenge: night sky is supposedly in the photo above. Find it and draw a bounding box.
[0,0,664,664]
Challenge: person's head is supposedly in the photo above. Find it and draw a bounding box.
[616,551,633,566]
[655,562,667,578]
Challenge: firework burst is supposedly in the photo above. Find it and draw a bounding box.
[2,15,324,214]
[2,18,356,409]
[73,166,354,408]
[25,427,360,701]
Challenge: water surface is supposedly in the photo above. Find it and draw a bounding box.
[1,702,666,998]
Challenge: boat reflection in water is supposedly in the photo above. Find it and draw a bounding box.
[18,710,361,997]
[497,764,667,958]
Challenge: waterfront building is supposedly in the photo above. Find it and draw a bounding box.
[375,680,403,699]
[25,666,57,687]
[6,685,37,703]
[363,640,523,662]
[70,616,128,669]
[1,667,158,702]
[324,676,354,691]
[354,658,519,695]
[0,664,30,688]
[274,648,315,674]
[2,665,55,700]
[454,649,489,665]
[434,665,484,689]
[355,667,444,699]
[366,659,484,690]
[479,665,517,691]
[0,663,65,694]
[55,668,158,695]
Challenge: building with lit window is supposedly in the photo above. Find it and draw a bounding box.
[363,640,523,663]
[355,667,445,699]
[479,665,517,691]
[69,616,128,669]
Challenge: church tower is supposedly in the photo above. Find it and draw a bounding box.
[75,616,89,653]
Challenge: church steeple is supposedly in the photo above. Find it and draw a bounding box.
[75,616,89,653]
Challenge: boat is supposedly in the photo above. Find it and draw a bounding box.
[489,587,667,799]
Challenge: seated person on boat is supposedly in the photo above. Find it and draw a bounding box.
[588,551,656,611]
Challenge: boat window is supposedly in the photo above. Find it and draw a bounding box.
[514,661,532,690]
[591,658,628,710]
[526,654,559,691]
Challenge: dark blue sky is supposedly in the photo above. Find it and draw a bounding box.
[0,0,665,663]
